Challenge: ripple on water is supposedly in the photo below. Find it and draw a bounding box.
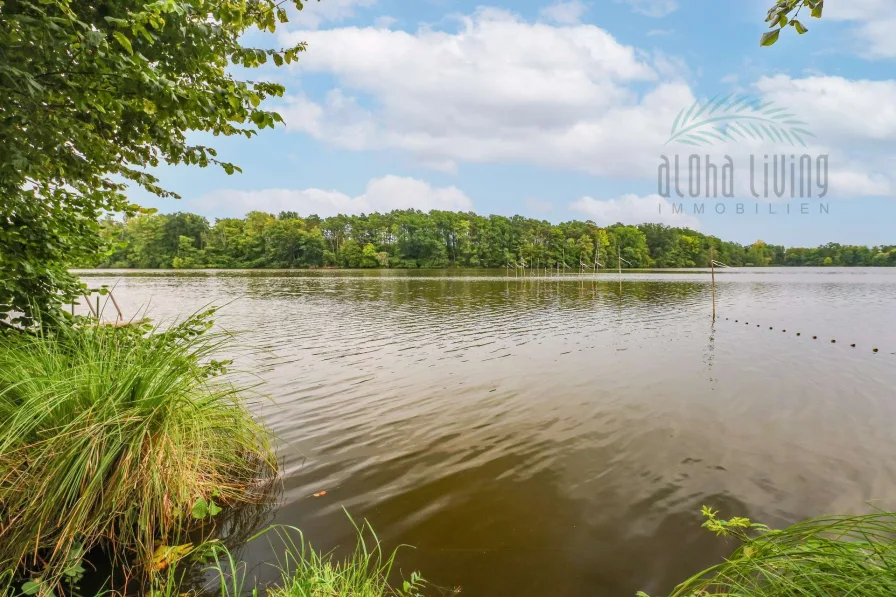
[75,269,896,597]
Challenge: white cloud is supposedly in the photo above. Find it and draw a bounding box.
[754,75,896,142]
[720,73,739,85]
[291,0,376,29]
[277,9,896,200]
[195,176,473,218]
[825,0,896,59]
[620,0,677,18]
[646,28,674,37]
[280,8,686,177]
[539,1,588,25]
[373,15,397,29]
[570,193,700,228]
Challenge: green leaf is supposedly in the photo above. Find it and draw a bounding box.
[760,29,780,46]
[191,497,208,519]
[112,31,133,55]
[22,581,41,595]
[811,1,823,18]
[792,19,808,34]
[208,500,222,517]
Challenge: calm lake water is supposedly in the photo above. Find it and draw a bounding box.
[77,268,896,596]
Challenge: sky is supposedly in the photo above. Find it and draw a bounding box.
[137,0,896,247]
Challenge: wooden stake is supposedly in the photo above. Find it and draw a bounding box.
[711,248,716,320]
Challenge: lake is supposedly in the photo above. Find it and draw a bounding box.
[75,268,896,597]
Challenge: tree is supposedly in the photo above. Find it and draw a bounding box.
[0,0,314,325]
[90,208,894,271]
[761,0,823,46]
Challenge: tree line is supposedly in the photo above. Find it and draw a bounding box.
[90,210,896,270]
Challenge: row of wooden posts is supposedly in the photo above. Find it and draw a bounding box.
[506,246,632,277]
[506,247,730,319]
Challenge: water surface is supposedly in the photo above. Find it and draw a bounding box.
[77,268,896,596]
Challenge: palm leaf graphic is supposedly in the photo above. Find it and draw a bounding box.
[666,95,816,147]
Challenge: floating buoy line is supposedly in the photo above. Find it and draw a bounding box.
[720,316,887,355]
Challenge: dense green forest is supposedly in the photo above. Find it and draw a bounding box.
[93,210,896,270]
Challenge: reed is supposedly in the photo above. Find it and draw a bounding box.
[266,518,428,597]
[147,517,431,597]
[642,507,896,597]
[0,311,276,586]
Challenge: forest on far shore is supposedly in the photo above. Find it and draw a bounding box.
[92,210,896,270]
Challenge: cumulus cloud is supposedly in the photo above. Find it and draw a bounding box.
[570,193,700,228]
[277,8,896,199]
[290,0,376,30]
[373,15,397,29]
[755,75,896,142]
[280,8,687,177]
[539,1,588,25]
[825,0,896,59]
[195,176,473,218]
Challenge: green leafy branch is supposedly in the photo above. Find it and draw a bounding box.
[666,94,816,147]
[762,0,824,46]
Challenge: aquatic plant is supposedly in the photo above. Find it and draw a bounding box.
[266,517,430,597]
[146,518,432,597]
[640,506,896,596]
[0,310,276,587]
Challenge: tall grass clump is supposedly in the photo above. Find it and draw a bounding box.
[265,517,431,597]
[642,507,896,597]
[0,310,276,586]
[143,517,435,597]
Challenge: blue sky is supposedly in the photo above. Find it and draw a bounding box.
[138,0,896,247]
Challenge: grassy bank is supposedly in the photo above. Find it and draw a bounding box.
[0,311,276,590]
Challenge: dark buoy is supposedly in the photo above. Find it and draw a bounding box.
[769,327,773,330]
[831,339,836,343]
[797,333,801,336]
[851,344,856,348]
[813,336,817,340]
[874,348,879,353]
[783,330,786,333]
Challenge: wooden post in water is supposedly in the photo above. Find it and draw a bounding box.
[710,248,716,320]
[617,246,622,275]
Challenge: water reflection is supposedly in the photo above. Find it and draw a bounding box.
[76,269,896,596]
